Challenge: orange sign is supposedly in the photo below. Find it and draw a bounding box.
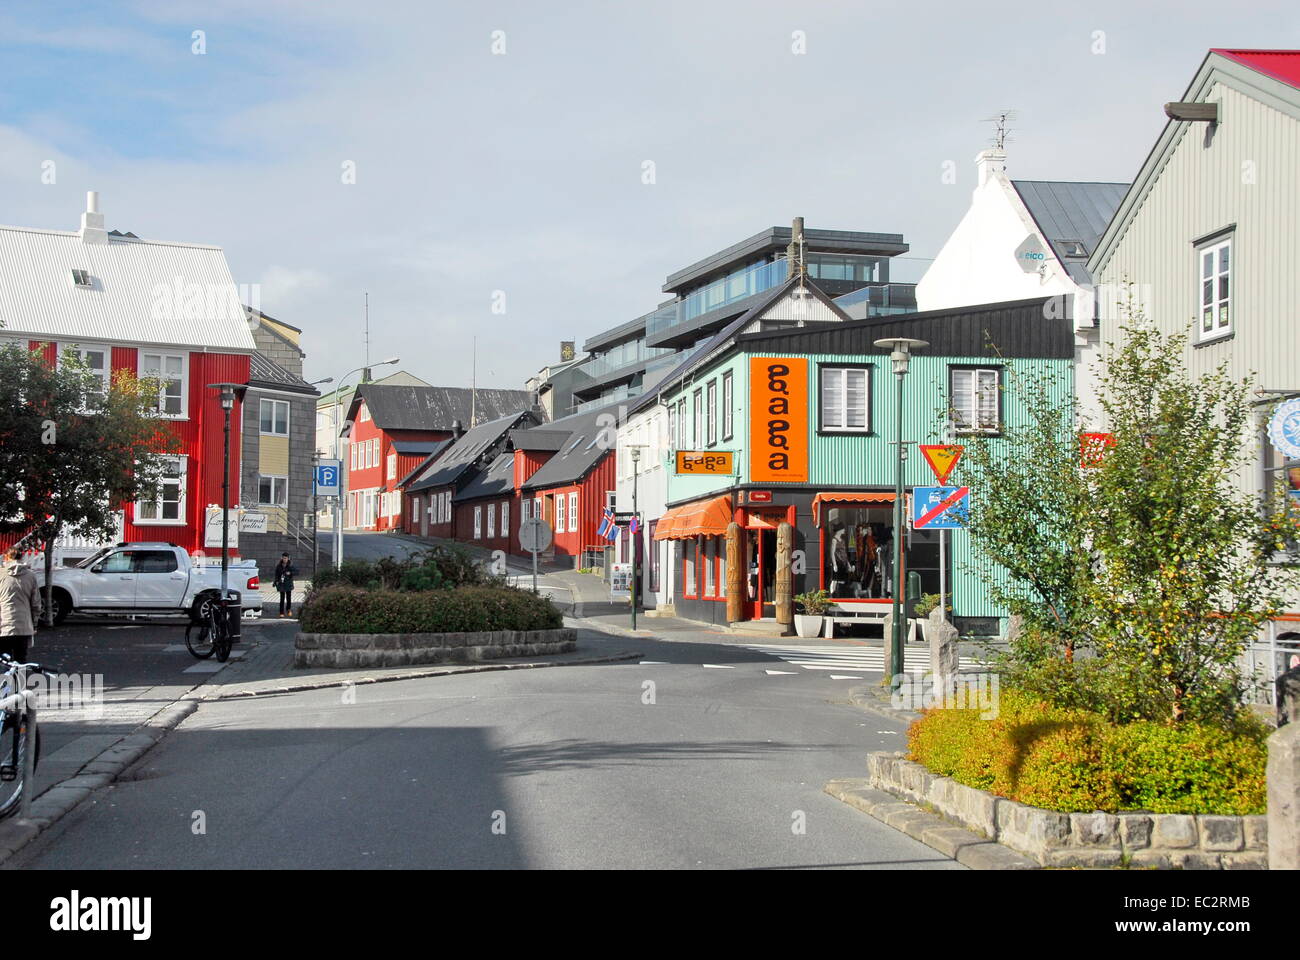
[920,444,964,484]
[749,357,809,483]
[675,450,735,475]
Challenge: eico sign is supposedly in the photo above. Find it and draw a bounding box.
[749,357,809,483]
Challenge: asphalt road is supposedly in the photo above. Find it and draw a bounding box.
[9,631,962,870]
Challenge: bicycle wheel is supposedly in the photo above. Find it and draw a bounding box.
[185,619,215,659]
[0,712,39,820]
[214,627,232,663]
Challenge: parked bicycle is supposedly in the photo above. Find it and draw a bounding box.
[184,593,239,663]
[0,653,52,820]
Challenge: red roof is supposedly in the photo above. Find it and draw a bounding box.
[1212,49,1300,89]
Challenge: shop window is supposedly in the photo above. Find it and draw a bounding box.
[704,538,715,596]
[684,540,697,598]
[823,505,896,600]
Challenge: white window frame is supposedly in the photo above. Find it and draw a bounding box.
[387,452,397,481]
[951,367,1001,434]
[360,403,371,422]
[487,503,496,538]
[502,501,510,535]
[58,342,111,401]
[706,379,718,446]
[556,491,566,532]
[140,351,188,419]
[568,491,578,533]
[259,398,290,437]
[135,455,187,525]
[258,474,288,507]
[722,371,734,440]
[1198,235,1232,341]
[820,365,871,433]
[692,389,703,447]
[473,505,483,539]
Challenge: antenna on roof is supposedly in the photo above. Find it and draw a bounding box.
[983,110,1018,151]
[363,292,370,378]
[471,336,477,428]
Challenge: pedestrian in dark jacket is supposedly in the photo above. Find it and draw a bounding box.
[273,553,296,618]
[0,548,42,662]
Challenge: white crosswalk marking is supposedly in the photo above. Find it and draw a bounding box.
[743,643,981,675]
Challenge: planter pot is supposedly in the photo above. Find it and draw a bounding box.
[794,614,824,638]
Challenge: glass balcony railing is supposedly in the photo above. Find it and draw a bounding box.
[583,340,673,379]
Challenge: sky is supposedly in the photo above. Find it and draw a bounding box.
[2,0,1297,391]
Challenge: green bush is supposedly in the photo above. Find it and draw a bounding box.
[907,688,1267,815]
[300,584,562,635]
[310,545,498,595]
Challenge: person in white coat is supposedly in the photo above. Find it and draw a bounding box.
[0,548,42,662]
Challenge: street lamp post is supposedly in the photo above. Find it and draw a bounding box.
[630,445,641,632]
[332,358,399,569]
[206,382,247,612]
[873,337,928,691]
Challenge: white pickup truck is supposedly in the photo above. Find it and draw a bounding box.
[35,542,260,625]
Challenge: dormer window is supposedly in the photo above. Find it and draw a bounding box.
[1059,241,1087,257]
[71,269,92,287]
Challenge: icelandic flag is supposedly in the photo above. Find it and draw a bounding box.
[629,514,640,535]
[597,508,617,541]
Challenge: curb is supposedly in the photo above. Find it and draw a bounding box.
[824,778,1039,870]
[210,650,645,699]
[848,686,923,725]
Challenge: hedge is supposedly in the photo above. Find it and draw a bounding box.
[299,585,563,635]
[907,688,1267,815]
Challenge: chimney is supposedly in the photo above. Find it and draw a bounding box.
[80,190,108,244]
[975,149,1006,190]
[451,419,465,439]
[786,216,806,279]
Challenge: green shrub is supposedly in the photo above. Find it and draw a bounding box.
[300,584,562,635]
[309,545,498,596]
[907,688,1266,815]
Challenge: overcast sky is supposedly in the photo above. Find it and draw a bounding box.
[2,1,1296,390]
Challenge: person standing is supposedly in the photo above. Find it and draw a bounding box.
[273,553,296,619]
[0,548,42,662]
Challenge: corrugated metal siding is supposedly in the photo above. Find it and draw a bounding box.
[1098,81,1300,491]
[0,228,256,352]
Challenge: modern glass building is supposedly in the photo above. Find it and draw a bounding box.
[553,224,917,416]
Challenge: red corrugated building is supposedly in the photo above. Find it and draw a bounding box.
[514,410,615,563]
[0,192,257,561]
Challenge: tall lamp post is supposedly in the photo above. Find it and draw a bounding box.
[873,337,928,691]
[206,382,248,609]
[332,358,399,569]
[629,445,643,631]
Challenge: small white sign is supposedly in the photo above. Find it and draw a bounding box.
[238,512,268,534]
[610,562,632,599]
[204,506,239,548]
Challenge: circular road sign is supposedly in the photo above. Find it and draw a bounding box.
[519,516,553,553]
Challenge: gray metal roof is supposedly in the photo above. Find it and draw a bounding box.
[1010,180,1129,285]
[391,439,448,456]
[348,383,535,433]
[404,410,539,492]
[517,409,613,491]
[454,452,516,502]
[248,352,317,394]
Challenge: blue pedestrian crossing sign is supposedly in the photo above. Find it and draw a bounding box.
[911,486,970,529]
[315,460,341,497]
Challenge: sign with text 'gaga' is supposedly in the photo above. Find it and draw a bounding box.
[749,357,808,484]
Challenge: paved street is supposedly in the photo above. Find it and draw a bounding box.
[8,623,960,870]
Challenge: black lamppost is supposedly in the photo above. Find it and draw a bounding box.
[207,382,247,606]
[872,337,927,691]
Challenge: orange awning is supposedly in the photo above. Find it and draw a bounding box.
[654,495,733,540]
[812,492,895,526]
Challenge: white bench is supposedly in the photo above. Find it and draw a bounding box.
[823,602,916,641]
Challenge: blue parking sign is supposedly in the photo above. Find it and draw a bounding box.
[911,486,970,529]
[315,460,341,497]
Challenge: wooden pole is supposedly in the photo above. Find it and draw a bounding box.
[775,520,793,627]
[725,521,743,624]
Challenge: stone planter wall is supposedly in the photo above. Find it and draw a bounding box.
[294,628,577,669]
[867,752,1268,869]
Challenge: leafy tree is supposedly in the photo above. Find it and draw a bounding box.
[1083,320,1295,724]
[954,362,1095,658]
[0,343,180,624]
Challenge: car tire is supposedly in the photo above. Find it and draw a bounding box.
[191,593,218,624]
[49,589,71,626]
